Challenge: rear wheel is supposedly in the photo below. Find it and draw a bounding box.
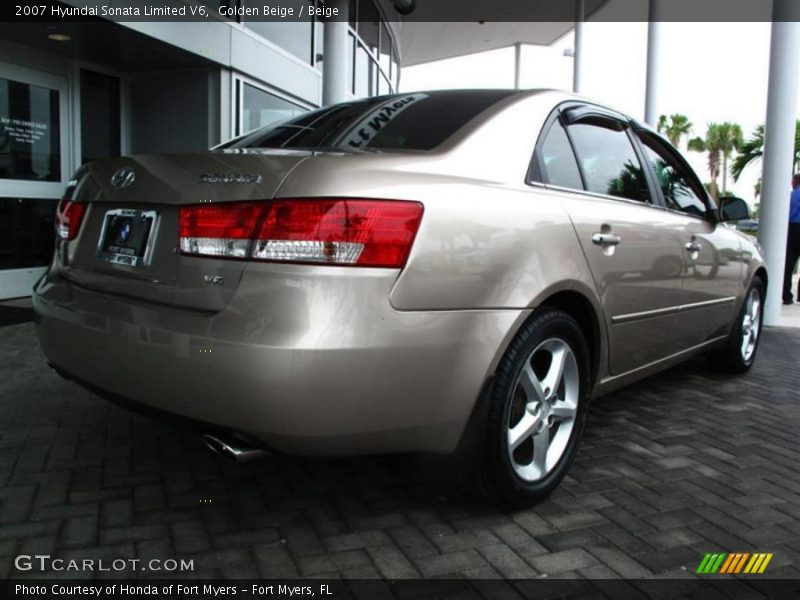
[707,277,764,373]
[476,308,591,508]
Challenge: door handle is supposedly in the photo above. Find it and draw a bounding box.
[592,232,622,246]
[685,241,702,254]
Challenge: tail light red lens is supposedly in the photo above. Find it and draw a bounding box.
[55,199,86,241]
[179,199,424,268]
[179,202,263,258]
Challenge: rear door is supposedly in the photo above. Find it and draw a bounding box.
[532,107,690,375]
[634,129,743,344]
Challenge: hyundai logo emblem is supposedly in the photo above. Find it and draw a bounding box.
[111,167,136,190]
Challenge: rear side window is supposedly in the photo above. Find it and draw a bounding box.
[221,90,517,152]
[538,121,583,190]
[568,119,652,204]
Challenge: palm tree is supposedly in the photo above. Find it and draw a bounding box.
[688,122,743,198]
[732,120,800,182]
[657,114,693,148]
[689,125,723,200]
[716,122,743,195]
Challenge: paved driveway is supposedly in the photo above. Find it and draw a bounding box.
[1,323,798,580]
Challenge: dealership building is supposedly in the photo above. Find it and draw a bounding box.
[0,0,404,299]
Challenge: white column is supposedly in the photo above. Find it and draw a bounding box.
[758,5,799,326]
[572,0,585,94]
[644,0,662,125]
[322,0,349,106]
[513,43,522,89]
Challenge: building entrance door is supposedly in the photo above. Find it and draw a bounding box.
[0,61,70,300]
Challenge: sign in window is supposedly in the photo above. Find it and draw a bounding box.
[0,77,61,182]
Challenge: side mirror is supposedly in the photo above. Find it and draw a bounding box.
[719,196,750,222]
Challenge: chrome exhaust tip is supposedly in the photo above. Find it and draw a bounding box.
[202,433,268,462]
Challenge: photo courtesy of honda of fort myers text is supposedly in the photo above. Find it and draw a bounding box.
[13,583,336,598]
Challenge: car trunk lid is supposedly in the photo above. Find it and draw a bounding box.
[59,150,311,312]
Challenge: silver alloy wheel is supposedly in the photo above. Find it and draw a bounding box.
[740,287,761,362]
[507,338,579,482]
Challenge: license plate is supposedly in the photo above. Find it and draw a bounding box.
[96,208,158,267]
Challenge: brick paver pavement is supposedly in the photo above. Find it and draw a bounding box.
[1,323,798,580]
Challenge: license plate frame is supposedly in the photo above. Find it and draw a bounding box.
[96,208,159,268]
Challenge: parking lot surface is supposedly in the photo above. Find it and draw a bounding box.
[1,323,798,580]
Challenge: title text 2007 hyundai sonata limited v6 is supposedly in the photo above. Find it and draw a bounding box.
[34,90,766,506]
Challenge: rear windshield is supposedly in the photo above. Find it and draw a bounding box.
[220,90,517,152]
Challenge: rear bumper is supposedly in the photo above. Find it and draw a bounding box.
[33,264,525,455]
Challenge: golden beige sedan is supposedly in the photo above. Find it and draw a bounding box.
[34,90,765,506]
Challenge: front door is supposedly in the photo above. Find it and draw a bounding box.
[0,61,70,299]
[536,112,690,375]
[635,130,743,345]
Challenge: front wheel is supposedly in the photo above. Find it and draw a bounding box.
[476,308,591,508]
[707,277,764,373]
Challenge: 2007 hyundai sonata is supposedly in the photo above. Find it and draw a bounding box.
[34,90,766,506]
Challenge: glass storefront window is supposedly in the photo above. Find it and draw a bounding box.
[348,0,357,27]
[348,33,356,94]
[378,74,390,96]
[347,1,397,96]
[392,48,399,91]
[379,23,391,77]
[0,197,56,269]
[354,43,370,98]
[358,0,380,55]
[241,83,306,134]
[314,17,324,72]
[0,77,60,182]
[242,0,313,64]
[80,70,121,165]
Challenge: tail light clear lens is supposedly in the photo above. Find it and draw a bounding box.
[179,199,423,268]
[55,199,87,241]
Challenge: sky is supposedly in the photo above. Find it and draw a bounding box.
[400,22,800,207]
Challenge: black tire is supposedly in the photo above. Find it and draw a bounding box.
[474,308,591,508]
[707,277,764,373]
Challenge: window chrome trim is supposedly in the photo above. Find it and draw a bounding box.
[611,296,737,325]
[542,183,662,211]
[541,182,719,225]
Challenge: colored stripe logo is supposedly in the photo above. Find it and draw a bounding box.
[696,552,773,574]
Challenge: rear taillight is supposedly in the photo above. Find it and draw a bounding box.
[55,199,86,241]
[179,202,263,258]
[179,199,423,268]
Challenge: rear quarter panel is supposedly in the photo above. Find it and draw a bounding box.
[274,94,608,392]
[275,91,600,313]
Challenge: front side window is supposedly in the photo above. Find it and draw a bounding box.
[538,120,583,190]
[638,132,709,218]
[567,118,651,204]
